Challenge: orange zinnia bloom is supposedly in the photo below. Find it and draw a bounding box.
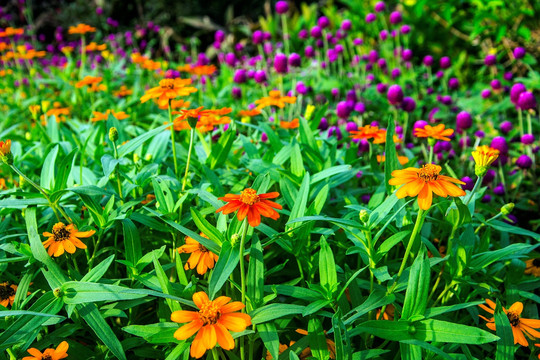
[140,78,197,107]
[68,23,96,34]
[187,64,218,77]
[350,125,381,141]
[479,299,540,347]
[414,123,454,141]
[472,145,499,168]
[173,106,232,131]
[178,234,219,275]
[171,291,251,358]
[158,99,190,110]
[525,259,540,277]
[90,109,129,122]
[75,76,106,92]
[0,139,11,157]
[0,282,18,307]
[42,222,95,257]
[0,27,24,37]
[376,304,395,321]
[216,188,282,227]
[238,109,261,117]
[113,85,133,97]
[23,341,68,360]
[388,164,466,210]
[377,155,409,166]
[280,118,300,129]
[255,90,296,109]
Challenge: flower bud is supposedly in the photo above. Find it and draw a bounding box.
[231,233,239,246]
[359,210,369,223]
[500,203,514,215]
[109,127,119,142]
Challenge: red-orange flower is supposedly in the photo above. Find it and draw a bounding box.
[85,42,107,52]
[414,123,454,141]
[112,85,133,97]
[173,106,232,131]
[75,76,106,92]
[255,90,296,109]
[68,23,96,35]
[140,78,197,107]
[525,259,540,277]
[0,27,24,37]
[377,155,409,166]
[216,188,282,227]
[0,139,11,157]
[479,299,540,347]
[178,234,219,275]
[158,99,190,110]
[350,125,381,141]
[90,109,129,122]
[0,282,18,307]
[238,109,261,117]
[22,341,68,360]
[171,291,251,358]
[388,164,466,210]
[280,118,300,129]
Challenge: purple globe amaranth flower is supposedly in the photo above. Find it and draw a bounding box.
[493,183,505,196]
[365,13,376,23]
[481,195,492,203]
[376,83,388,94]
[231,86,242,99]
[374,1,386,12]
[423,55,433,67]
[327,126,343,140]
[461,176,475,191]
[401,25,411,34]
[475,130,485,138]
[341,19,352,31]
[521,134,535,145]
[346,90,357,102]
[459,136,472,148]
[504,72,513,81]
[482,169,496,185]
[274,53,288,74]
[513,47,526,59]
[358,139,370,153]
[500,121,513,134]
[252,30,263,44]
[484,54,496,66]
[331,88,339,98]
[516,154,533,169]
[316,39,324,48]
[264,42,273,54]
[503,214,517,225]
[448,77,459,90]
[389,11,402,24]
[215,30,225,43]
[387,84,403,105]
[377,58,387,69]
[288,52,301,67]
[318,117,329,130]
[440,95,452,106]
[456,111,472,130]
[261,133,268,142]
[346,121,358,132]
[402,49,413,61]
[481,89,491,98]
[254,70,267,84]
[305,45,315,58]
[311,26,322,38]
[391,68,401,79]
[225,53,237,67]
[440,56,451,69]
[263,31,272,41]
[510,83,526,104]
[296,81,307,95]
[413,120,428,131]
[368,50,379,63]
[517,91,537,110]
[428,107,441,122]
[298,29,308,39]
[436,70,444,79]
[318,16,330,28]
[491,79,502,91]
[353,38,363,46]
[96,7,103,15]
[275,1,289,14]
[379,30,388,40]
[355,102,366,113]
[491,136,508,154]
[336,101,352,119]
[402,97,416,112]
[233,69,247,84]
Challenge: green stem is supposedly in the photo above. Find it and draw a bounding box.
[239,220,249,360]
[518,109,524,138]
[182,127,195,192]
[112,139,123,200]
[211,348,219,360]
[79,35,86,79]
[88,232,103,269]
[281,14,290,54]
[168,102,179,177]
[465,176,483,206]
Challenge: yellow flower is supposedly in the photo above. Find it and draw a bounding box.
[472,145,499,176]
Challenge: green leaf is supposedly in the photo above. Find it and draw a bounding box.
[258,322,280,360]
[319,236,338,295]
[384,115,399,195]
[0,310,65,318]
[247,235,264,309]
[190,208,224,246]
[414,319,499,344]
[375,230,411,262]
[487,220,540,240]
[352,320,412,341]
[352,349,391,360]
[308,317,329,360]
[117,123,169,158]
[311,165,351,184]
[123,322,182,344]
[152,254,181,312]
[61,281,150,304]
[368,194,399,229]
[251,304,305,324]
[122,219,142,274]
[345,291,395,325]
[53,149,77,193]
[494,300,515,360]
[152,177,174,214]
[208,241,240,299]
[207,128,235,169]
[290,143,304,178]
[41,144,59,190]
[288,173,310,230]
[402,251,430,321]
[400,340,453,360]
[81,255,115,282]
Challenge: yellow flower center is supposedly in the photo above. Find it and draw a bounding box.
[417,164,440,182]
[52,222,71,242]
[0,283,15,300]
[198,301,221,325]
[239,188,260,205]
[42,355,52,360]
[507,311,520,327]
[160,79,175,89]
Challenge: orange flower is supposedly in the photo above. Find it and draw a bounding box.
[255,90,296,109]
[479,299,540,347]
[158,99,190,110]
[525,259,540,277]
[42,107,71,123]
[377,155,409,166]
[90,109,129,122]
[0,139,11,157]
[113,85,133,97]
[350,125,382,141]
[173,106,232,131]
[23,341,68,360]
[238,109,261,117]
[191,65,218,77]
[141,194,156,205]
[141,59,162,71]
[85,42,107,52]
[414,123,454,141]
[388,164,466,210]
[75,76,106,92]
[216,188,282,227]
[0,282,18,307]
[296,329,336,359]
[178,234,219,275]
[376,304,395,320]
[42,222,95,257]
[280,118,300,129]
[68,23,96,34]
[171,291,251,358]
[0,27,24,37]
[140,78,197,107]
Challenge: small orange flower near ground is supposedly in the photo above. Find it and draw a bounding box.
[376,304,395,321]
[42,222,95,257]
[414,123,454,141]
[0,282,18,307]
[349,125,381,141]
[216,188,282,227]
[171,291,251,358]
[0,27,24,37]
[68,23,96,35]
[85,42,107,52]
[178,234,219,275]
[388,164,466,210]
[280,118,300,129]
[113,85,133,97]
[479,299,540,347]
[90,109,129,122]
[23,341,69,360]
[238,109,261,117]
[377,155,409,166]
[75,76,106,92]
[525,259,540,277]
[255,90,296,109]
[140,78,197,107]
[0,139,11,157]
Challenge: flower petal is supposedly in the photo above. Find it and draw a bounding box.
[215,323,235,350]
[174,320,203,340]
[171,310,199,324]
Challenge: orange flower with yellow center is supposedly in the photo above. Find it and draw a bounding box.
[479,299,540,346]
[280,118,300,129]
[68,23,96,34]
[377,155,409,166]
[140,78,197,107]
[181,64,218,77]
[42,222,95,257]
[173,106,232,131]
[158,99,190,110]
[238,109,261,117]
[23,341,68,360]
[350,125,381,140]
[255,90,296,109]
[85,42,107,52]
[90,109,129,122]
[525,259,540,277]
[0,139,11,157]
[216,188,282,227]
[414,123,454,141]
[0,282,18,307]
[0,27,24,37]
[178,234,219,275]
[388,164,466,210]
[171,291,251,359]
[112,85,133,98]
[75,76,106,92]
